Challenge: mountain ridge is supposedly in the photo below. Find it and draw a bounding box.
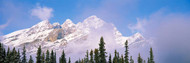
[0,15,148,60]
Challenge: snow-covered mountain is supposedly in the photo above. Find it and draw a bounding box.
[0,15,150,61]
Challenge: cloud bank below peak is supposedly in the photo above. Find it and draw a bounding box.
[31,5,53,20]
[129,10,190,63]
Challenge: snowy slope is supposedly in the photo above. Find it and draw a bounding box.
[1,15,150,61]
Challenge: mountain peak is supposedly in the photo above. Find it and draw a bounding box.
[64,19,73,24]
[134,32,143,37]
[61,19,75,28]
[39,20,50,24]
[53,22,60,26]
[84,15,100,22]
[32,20,52,28]
[53,22,61,29]
[83,15,105,29]
[87,15,98,19]
[131,32,144,40]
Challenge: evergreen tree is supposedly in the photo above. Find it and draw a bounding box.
[22,46,27,63]
[75,61,79,63]
[7,47,10,56]
[143,60,146,63]
[68,57,71,63]
[42,53,45,63]
[3,48,6,57]
[129,56,134,63]
[0,43,3,62]
[2,48,6,62]
[46,50,50,63]
[49,50,57,63]
[10,47,17,62]
[113,50,117,63]
[54,51,57,63]
[81,59,84,63]
[124,40,129,63]
[36,46,42,63]
[5,47,11,63]
[108,54,112,63]
[84,50,89,63]
[121,55,124,63]
[16,50,21,63]
[94,49,99,63]
[149,48,154,63]
[0,43,6,63]
[50,50,54,63]
[147,58,150,63]
[59,49,66,63]
[28,55,34,63]
[138,53,143,63]
[116,52,120,63]
[99,37,106,63]
[90,49,94,63]
[78,59,81,63]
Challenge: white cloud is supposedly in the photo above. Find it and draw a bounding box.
[130,10,190,63]
[31,5,53,20]
[0,22,9,29]
[0,20,10,36]
[128,18,147,33]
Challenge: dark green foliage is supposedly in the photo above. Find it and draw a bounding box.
[113,50,118,63]
[50,50,54,63]
[68,57,71,63]
[5,47,11,63]
[94,49,99,63]
[46,50,50,63]
[50,50,56,63]
[36,46,42,63]
[54,53,56,63]
[59,49,66,63]
[108,54,112,63]
[99,37,106,63]
[22,46,27,63]
[28,55,34,63]
[75,60,79,63]
[117,52,120,63]
[78,59,81,63]
[16,50,21,63]
[0,38,156,63]
[90,49,94,63]
[138,53,143,63]
[129,56,134,63]
[2,46,20,63]
[0,43,6,63]
[124,40,129,63]
[147,57,150,63]
[144,60,146,63]
[2,48,6,62]
[10,47,17,62]
[81,59,84,63]
[85,50,89,63]
[42,53,45,63]
[120,55,124,63]
[149,48,154,63]
[79,59,82,63]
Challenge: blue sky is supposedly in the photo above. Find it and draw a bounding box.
[0,0,190,36]
[1,0,190,63]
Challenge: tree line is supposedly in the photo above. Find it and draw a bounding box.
[0,37,155,63]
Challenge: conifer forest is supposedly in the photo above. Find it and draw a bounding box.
[0,37,155,63]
